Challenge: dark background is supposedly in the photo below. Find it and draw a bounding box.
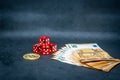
[0,0,120,80]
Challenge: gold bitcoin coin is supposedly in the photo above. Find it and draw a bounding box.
[23,53,40,60]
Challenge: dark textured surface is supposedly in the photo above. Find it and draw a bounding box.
[0,37,120,80]
[0,0,120,80]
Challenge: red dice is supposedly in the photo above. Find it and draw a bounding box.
[32,44,42,54]
[32,36,57,55]
[40,43,50,49]
[39,36,50,44]
[42,48,51,55]
[50,43,57,53]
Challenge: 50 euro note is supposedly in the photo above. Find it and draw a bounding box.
[51,46,84,66]
[67,43,120,72]
[51,43,100,67]
[81,59,120,72]
[52,43,120,72]
[66,43,113,60]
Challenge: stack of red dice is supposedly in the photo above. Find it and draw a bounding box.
[32,36,57,55]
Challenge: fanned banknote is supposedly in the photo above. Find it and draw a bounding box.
[52,43,120,72]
